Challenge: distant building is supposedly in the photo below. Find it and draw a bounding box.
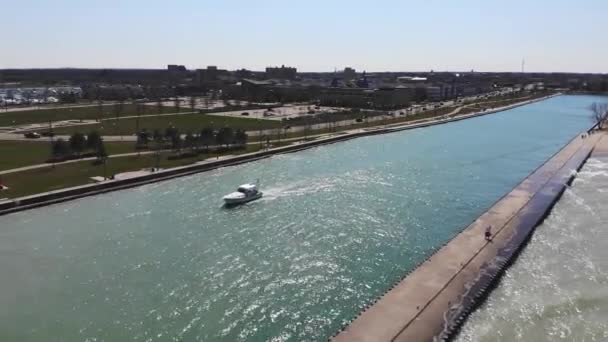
[196,66,219,82]
[167,64,187,72]
[235,68,254,79]
[265,65,297,80]
[196,66,229,85]
[81,84,146,100]
[320,86,413,109]
[343,67,356,81]
[356,76,370,88]
[425,86,442,101]
[372,87,414,109]
[229,79,318,102]
[397,76,427,84]
[320,88,371,107]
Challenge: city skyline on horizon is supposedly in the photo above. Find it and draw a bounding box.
[3,0,607,73]
[3,65,606,75]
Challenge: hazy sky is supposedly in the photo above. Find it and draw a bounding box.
[3,0,607,73]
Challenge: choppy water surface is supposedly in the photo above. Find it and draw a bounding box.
[0,95,604,341]
[457,157,608,342]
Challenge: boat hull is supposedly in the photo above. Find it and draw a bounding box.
[223,192,263,207]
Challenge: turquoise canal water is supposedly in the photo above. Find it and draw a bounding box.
[0,95,603,341]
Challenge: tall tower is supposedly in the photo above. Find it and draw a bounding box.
[521,58,525,73]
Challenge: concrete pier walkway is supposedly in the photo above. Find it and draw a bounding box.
[333,132,603,342]
[591,131,608,157]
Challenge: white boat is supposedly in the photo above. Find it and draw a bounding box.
[223,183,263,206]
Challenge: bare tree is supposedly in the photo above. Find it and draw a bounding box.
[189,96,197,113]
[590,102,608,130]
[156,97,164,114]
[174,96,181,113]
[96,99,104,122]
[133,99,141,134]
[114,99,125,139]
[203,96,211,109]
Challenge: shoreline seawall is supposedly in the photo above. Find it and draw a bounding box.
[0,94,558,216]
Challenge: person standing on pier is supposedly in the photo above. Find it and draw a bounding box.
[485,225,493,241]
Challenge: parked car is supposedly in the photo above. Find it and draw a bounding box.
[24,132,41,139]
[40,131,55,137]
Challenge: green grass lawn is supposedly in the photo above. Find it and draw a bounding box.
[0,141,53,171]
[49,113,282,136]
[0,104,194,127]
[0,140,138,172]
[0,143,285,199]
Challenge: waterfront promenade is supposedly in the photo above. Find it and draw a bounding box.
[333,131,604,341]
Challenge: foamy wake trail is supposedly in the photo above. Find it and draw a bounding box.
[261,169,380,201]
[261,178,338,201]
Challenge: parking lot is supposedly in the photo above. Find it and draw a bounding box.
[206,104,347,121]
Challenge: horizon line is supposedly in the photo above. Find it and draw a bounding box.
[1,67,606,75]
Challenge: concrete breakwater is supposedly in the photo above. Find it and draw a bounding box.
[0,94,558,217]
[331,131,603,342]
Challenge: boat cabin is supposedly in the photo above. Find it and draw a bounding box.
[237,184,258,193]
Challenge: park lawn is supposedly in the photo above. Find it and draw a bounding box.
[0,143,285,199]
[0,141,52,171]
[0,140,139,172]
[49,113,282,136]
[105,141,142,155]
[0,104,193,127]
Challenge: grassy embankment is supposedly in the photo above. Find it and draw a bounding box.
[0,140,136,171]
[0,142,290,199]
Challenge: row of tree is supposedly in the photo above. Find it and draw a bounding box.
[51,131,107,160]
[136,126,248,152]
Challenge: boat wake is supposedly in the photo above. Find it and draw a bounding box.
[261,178,338,201]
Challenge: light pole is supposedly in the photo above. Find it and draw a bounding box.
[103,157,107,180]
[258,120,263,150]
[49,119,55,169]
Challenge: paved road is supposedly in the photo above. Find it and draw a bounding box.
[0,102,127,113]
[0,132,137,142]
